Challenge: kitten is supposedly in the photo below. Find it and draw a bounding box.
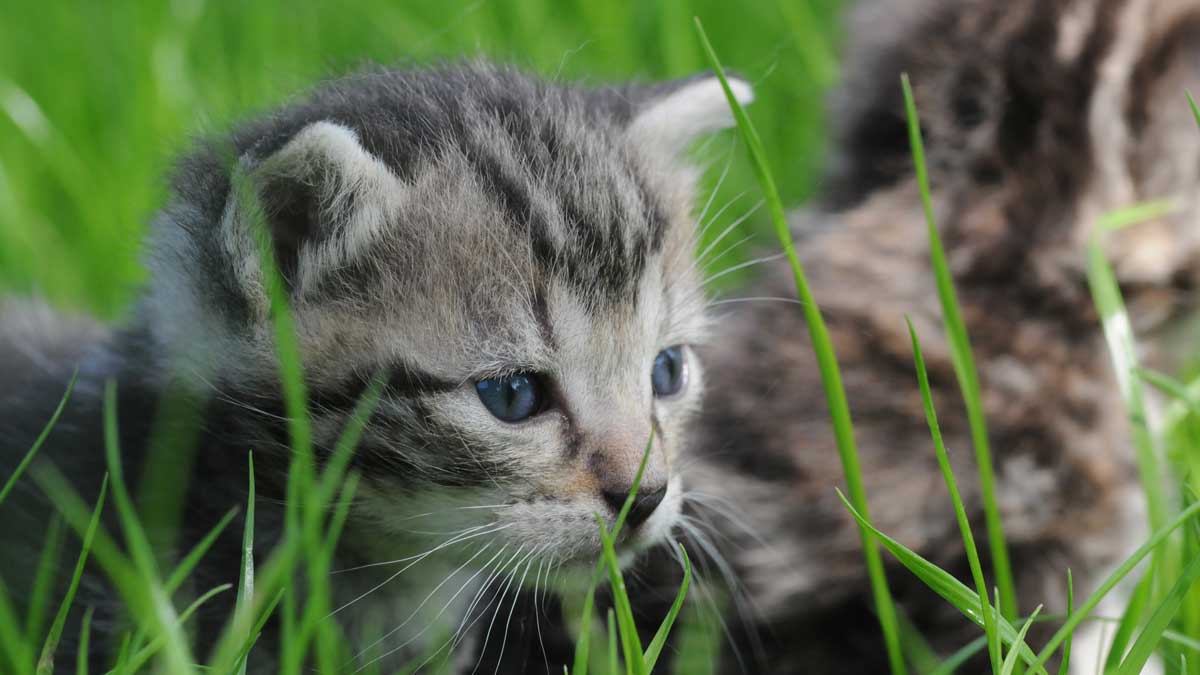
[690,0,1200,672]
[0,63,752,672]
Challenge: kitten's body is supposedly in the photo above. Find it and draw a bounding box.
[0,64,752,672]
[692,0,1200,672]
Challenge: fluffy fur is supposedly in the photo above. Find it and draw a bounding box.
[689,0,1200,672]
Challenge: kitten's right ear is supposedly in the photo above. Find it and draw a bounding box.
[222,121,407,303]
[625,74,754,155]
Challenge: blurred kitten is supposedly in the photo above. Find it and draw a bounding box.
[689,0,1200,671]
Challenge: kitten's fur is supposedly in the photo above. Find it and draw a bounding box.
[690,0,1200,672]
[0,63,752,672]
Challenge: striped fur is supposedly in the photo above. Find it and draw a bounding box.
[690,1,1200,672]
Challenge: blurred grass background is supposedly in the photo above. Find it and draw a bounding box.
[0,0,841,319]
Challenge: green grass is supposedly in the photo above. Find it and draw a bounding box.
[5,3,1200,675]
[0,0,841,319]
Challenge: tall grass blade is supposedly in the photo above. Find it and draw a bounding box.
[36,475,107,675]
[643,543,692,672]
[1058,571,1073,675]
[77,607,93,675]
[1104,571,1152,671]
[900,74,1017,622]
[1001,607,1042,675]
[0,368,76,506]
[1116,554,1200,675]
[1033,500,1200,669]
[836,489,1048,675]
[573,586,597,675]
[607,609,619,675]
[26,514,65,645]
[102,379,192,671]
[121,583,233,672]
[1087,210,1173,537]
[165,507,239,593]
[235,452,256,675]
[695,19,907,674]
[908,318,1001,672]
[596,516,643,675]
[0,577,31,674]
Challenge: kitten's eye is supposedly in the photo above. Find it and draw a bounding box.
[651,346,686,398]
[475,373,545,422]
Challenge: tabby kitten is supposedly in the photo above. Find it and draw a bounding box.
[0,63,751,671]
[690,0,1200,672]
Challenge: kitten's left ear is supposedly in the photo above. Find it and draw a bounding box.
[625,74,754,154]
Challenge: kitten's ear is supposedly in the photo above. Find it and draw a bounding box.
[224,121,405,297]
[625,74,754,154]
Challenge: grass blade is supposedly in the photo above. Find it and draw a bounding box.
[165,507,239,594]
[1001,607,1042,675]
[25,514,65,645]
[1033,500,1200,668]
[908,318,1001,672]
[230,587,286,673]
[1086,223,1168,534]
[607,609,618,675]
[77,607,93,675]
[901,74,1017,622]
[1104,570,1152,671]
[121,583,234,673]
[836,489,1049,675]
[1059,571,1073,675]
[1116,553,1200,675]
[0,368,77,506]
[101,379,192,672]
[595,516,643,675]
[695,19,907,674]
[643,543,692,672]
[0,577,32,674]
[235,452,256,675]
[36,475,108,675]
[573,586,596,675]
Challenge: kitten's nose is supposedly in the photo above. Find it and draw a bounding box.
[602,485,667,530]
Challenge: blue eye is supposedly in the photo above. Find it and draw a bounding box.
[475,373,545,422]
[651,346,685,398]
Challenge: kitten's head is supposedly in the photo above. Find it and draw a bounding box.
[143,63,752,564]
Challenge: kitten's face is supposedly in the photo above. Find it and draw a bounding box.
[146,64,751,566]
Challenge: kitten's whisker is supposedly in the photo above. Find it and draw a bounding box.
[694,136,738,234]
[394,544,517,674]
[448,545,527,657]
[353,543,513,672]
[677,520,756,672]
[333,521,501,573]
[472,545,540,675]
[707,296,807,308]
[493,547,542,675]
[329,522,511,615]
[386,502,515,524]
[532,557,550,675]
[350,542,493,662]
[683,491,769,548]
[703,251,787,287]
[695,199,764,265]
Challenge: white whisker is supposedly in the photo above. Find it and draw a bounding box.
[472,545,540,675]
[493,547,542,675]
[329,522,512,616]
